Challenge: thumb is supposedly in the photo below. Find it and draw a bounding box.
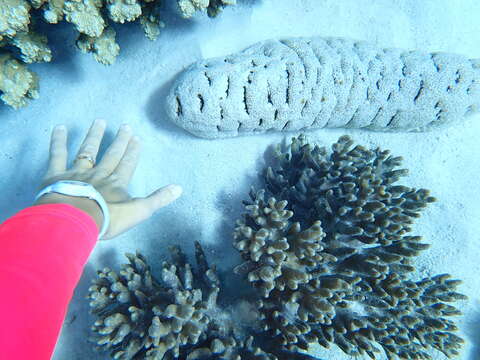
[140,184,183,216]
[104,185,182,239]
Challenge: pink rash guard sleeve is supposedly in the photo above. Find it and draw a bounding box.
[0,203,99,360]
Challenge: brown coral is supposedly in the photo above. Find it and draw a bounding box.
[233,135,467,360]
[88,243,326,360]
[89,243,221,359]
[88,242,295,360]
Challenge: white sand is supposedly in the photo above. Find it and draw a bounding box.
[0,0,478,359]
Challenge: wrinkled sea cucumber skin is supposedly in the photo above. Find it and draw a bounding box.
[166,37,480,138]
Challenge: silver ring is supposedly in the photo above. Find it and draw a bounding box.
[75,153,96,167]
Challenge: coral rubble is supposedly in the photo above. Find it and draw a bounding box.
[0,0,235,109]
[166,37,480,138]
[89,136,467,360]
[233,135,467,359]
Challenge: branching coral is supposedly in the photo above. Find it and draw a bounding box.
[177,0,236,18]
[0,0,235,109]
[233,135,467,359]
[76,27,120,65]
[89,242,221,359]
[89,242,305,360]
[0,53,39,108]
[0,0,31,39]
[166,37,480,138]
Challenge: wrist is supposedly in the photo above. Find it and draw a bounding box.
[34,193,104,231]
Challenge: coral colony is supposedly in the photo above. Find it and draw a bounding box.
[0,0,235,108]
[166,37,480,138]
[89,136,467,360]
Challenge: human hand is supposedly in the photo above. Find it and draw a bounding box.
[34,119,182,240]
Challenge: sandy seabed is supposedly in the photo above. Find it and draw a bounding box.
[0,1,479,359]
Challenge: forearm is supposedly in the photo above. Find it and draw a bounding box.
[0,204,98,360]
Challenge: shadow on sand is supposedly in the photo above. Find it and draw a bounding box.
[465,305,480,360]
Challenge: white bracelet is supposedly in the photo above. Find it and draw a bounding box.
[35,180,110,239]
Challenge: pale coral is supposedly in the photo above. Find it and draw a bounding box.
[177,0,236,18]
[76,27,120,65]
[0,0,235,109]
[0,54,39,109]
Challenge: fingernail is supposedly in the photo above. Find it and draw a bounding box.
[55,125,66,132]
[168,184,183,198]
[95,119,106,127]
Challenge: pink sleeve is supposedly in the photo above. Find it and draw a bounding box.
[0,204,99,360]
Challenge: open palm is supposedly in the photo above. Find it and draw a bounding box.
[39,120,182,239]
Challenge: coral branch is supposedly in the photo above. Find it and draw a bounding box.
[0,53,39,109]
[233,135,467,359]
[88,242,297,359]
[177,0,236,18]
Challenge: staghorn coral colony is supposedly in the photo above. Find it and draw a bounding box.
[89,136,467,360]
[233,135,467,359]
[166,37,480,138]
[0,0,235,109]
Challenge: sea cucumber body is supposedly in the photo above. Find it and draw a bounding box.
[166,37,480,138]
